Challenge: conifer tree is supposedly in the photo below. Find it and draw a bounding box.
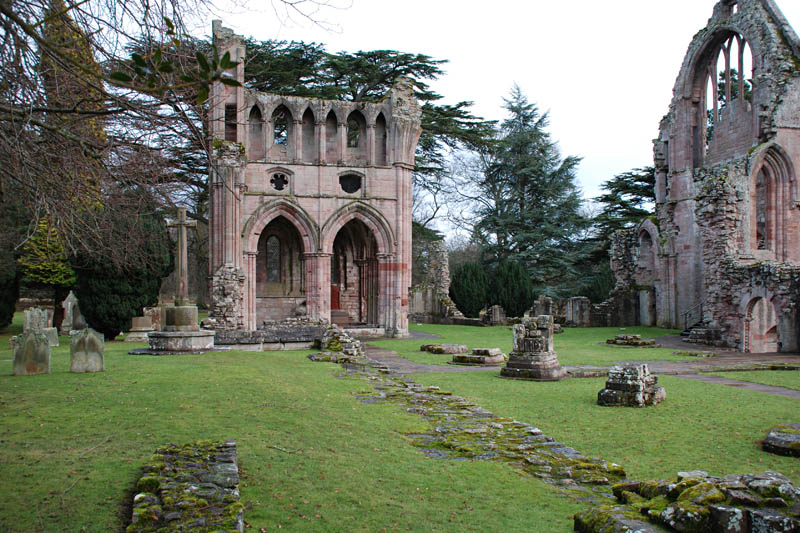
[449,262,488,318]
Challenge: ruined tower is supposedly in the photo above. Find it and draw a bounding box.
[611,0,800,353]
[207,21,422,337]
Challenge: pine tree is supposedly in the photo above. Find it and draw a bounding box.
[475,86,587,296]
[488,261,534,317]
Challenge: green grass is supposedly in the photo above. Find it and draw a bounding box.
[411,371,800,485]
[706,370,800,391]
[0,317,582,532]
[372,323,686,367]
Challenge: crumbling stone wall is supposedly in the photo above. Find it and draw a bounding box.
[408,239,465,323]
[607,0,800,352]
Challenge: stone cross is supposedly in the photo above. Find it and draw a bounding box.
[167,207,196,306]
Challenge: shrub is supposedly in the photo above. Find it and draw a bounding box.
[449,262,488,318]
[488,260,534,317]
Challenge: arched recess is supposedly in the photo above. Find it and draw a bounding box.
[346,110,367,164]
[248,105,265,160]
[330,219,380,325]
[743,295,779,353]
[325,110,339,162]
[635,221,659,327]
[320,202,394,257]
[687,28,758,167]
[748,143,798,261]
[270,104,293,160]
[375,112,388,166]
[242,198,318,256]
[301,108,316,163]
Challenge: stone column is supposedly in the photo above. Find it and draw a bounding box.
[293,119,303,162]
[244,251,258,330]
[304,252,332,322]
[337,122,347,164]
[366,124,376,166]
[316,121,326,164]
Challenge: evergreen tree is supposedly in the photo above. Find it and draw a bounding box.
[449,262,488,318]
[72,195,173,340]
[488,260,534,317]
[592,167,655,245]
[474,86,587,296]
[0,238,19,331]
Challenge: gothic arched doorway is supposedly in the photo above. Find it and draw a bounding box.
[255,216,305,323]
[330,219,379,326]
[744,296,779,353]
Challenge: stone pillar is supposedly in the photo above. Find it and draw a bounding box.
[337,121,347,164]
[500,315,565,381]
[316,120,326,164]
[243,251,257,330]
[366,124,376,166]
[293,119,303,162]
[304,252,331,322]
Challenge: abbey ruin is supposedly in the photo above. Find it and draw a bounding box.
[609,0,800,353]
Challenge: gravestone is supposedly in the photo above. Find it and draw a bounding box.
[597,364,665,407]
[60,291,78,335]
[70,328,105,373]
[500,315,566,381]
[125,316,155,342]
[13,331,50,376]
[24,307,59,347]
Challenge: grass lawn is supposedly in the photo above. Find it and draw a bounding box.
[706,370,800,391]
[411,371,800,485]
[0,315,582,532]
[372,323,686,367]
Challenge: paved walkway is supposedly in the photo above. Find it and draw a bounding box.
[365,334,800,398]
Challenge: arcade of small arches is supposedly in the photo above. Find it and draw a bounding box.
[226,99,390,167]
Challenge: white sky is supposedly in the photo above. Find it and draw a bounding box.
[208,0,800,200]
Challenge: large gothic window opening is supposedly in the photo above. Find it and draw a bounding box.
[256,216,305,322]
[301,108,316,163]
[325,111,338,162]
[375,112,388,166]
[330,219,379,326]
[270,105,292,160]
[695,32,754,166]
[749,148,798,261]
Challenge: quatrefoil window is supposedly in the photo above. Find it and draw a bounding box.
[270,173,289,191]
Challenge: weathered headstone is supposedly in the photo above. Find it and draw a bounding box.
[452,348,507,365]
[60,291,78,335]
[125,316,155,342]
[13,331,51,376]
[762,424,800,457]
[597,364,665,407]
[23,307,59,347]
[501,315,566,381]
[70,328,105,373]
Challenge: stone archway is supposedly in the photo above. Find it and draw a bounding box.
[255,216,306,323]
[744,296,779,353]
[330,219,380,326]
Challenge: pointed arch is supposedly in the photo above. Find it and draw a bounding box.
[321,202,395,256]
[375,112,388,166]
[242,198,319,255]
[248,105,265,160]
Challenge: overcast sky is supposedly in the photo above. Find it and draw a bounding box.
[208,0,800,200]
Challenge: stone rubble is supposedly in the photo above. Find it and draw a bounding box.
[762,424,800,457]
[127,440,243,532]
[597,364,665,407]
[420,343,469,355]
[307,326,364,363]
[451,348,507,366]
[575,470,800,533]
[501,315,566,381]
[606,334,657,347]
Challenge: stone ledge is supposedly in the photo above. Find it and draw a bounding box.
[127,440,243,533]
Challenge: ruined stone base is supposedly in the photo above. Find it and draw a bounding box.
[605,334,657,347]
[421,343,468,354]
[124,329,152,342]
[500,353,567,381]
[128,440,243,532]
[597,364,666,407]
[451,348,507,366]
[762,424,800,457]
[162,305,200,332]
[129,330,220,355]
[575,471,800,533]
[214,323,328,351]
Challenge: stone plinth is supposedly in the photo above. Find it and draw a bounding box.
[70,328,104,373]
[482,305,507,326]
[125,316,155,342]
[597,364,665,407]
[145,330,215,353]
[13,331,50,376]
[762,424,800,457]
[501,315,566,381]
[452,348,507,365]
[162,305,200,331]
[421,343,469,354]
[606,334,657,347]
